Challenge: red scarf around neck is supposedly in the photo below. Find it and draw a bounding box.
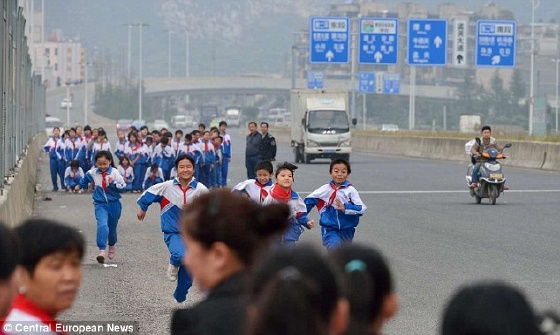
[270,184,291,203]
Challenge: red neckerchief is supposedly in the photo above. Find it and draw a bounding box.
[327,183,339,207]
[254,180,269,204]
[101,171,108,190]
[270,184,291,203]
[6,294,67,335]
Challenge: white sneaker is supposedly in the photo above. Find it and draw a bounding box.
[166,263,178,281]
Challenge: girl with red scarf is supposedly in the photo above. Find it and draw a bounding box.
[262,162,314,246]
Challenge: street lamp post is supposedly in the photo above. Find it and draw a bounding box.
[124,24,134,80]
[84,62,89,125]
[185,30,190,77]
[555,57,559,133]
[65,84,70,127]
[167,30,172,78]
[529,0,540,135]
[137,23,148,121]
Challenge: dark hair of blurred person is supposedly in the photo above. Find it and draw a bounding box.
[0,222,19,320]
[331,244,398,335]
[171,189,290,335]
[247,245,349,335]
[3,218,84,328]
[441,281,541,335]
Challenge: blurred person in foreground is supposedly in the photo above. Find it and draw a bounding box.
[3,218,84,334]
[441,281,542,335]
[0,222,20,333]
[331,244,398,335]
[171,189,290,335]
[246,245,349,335]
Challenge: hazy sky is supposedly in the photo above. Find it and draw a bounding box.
[41,0,559,77]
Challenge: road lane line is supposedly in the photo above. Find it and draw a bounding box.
[299,190,560,195]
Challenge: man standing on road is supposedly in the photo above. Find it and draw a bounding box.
[245,122,262,179]
[260,122,277,162]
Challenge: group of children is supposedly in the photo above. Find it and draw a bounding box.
[45,120,366,304]
[44,121,232,193]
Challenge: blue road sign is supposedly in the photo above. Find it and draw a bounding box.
[475,20,516,68]
[309,16,350,64]
[307,71,324,89]
[383,73,400,94]
[407,19,448,66]
[359,72,375,93]
[359,18,399,65]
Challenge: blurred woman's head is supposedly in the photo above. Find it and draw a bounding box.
[441,281,541,335]
[15,218,84,317]
[181,189,290,291]
[331,244,398,335]
[247,245,349,335]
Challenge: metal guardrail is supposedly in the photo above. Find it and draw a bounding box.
[1,0,46,193]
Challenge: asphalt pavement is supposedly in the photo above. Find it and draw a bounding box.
[31,119,560,334]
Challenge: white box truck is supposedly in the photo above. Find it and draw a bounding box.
[225,107,241,127]
[290,89,354,164]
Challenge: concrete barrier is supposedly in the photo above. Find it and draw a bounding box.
[0,132,47,227]
[270,127,560,172]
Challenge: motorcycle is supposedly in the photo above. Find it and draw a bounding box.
[466,139,512,205]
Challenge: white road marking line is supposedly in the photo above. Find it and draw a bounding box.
[299,190,560,195]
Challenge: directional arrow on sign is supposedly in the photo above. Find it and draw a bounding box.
[457,54,464,64]
[491,55,501,65]
[326,50,334,62]
[374,51,383,63]
[434,36,443,48]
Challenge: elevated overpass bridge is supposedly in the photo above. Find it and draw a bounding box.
[143,76,457,99]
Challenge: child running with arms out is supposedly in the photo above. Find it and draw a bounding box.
[263,162,314,246]
[232,160,274,204]
[75,150,126,263]
[305,158,366,251]
[136,154,209,303]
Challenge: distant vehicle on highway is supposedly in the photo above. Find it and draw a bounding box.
[381,124,399,132]
[131,120,146,131]
[209,117,224,129]
[60,98,72,109]
[171,115,193,129]
[153,119,170,131]
[45,116,64,136]
[116,119,133,132]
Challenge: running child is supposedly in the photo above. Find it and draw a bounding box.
[232,160,274,204]
[262,162,314,246]
[136,154,209,303]
[117,156,134,192]
[304,158,366,251]
[64,160,84,192]
[75,150,126,263]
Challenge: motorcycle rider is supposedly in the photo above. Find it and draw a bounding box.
[470,125,504,189]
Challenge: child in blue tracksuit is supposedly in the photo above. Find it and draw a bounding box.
[219,121,231,187]
[152,136,175,180]
[136,154,209,303]
[262,162,314,246]
[143,163,164,190]
[198,131,215,187]
[64,160,84,192]
[305,158,367,251]
[212,136,223,188]
[43,127,66,191]
[117,156,134,192]
[75,150,126,263]
[232,160,274,204]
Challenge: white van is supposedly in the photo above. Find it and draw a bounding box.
[171,115,193,129]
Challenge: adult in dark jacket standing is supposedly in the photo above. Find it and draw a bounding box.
[171,190,290,335]
[245,122,262,179]
[259,122,277,162]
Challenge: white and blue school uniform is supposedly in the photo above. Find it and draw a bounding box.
[89,140,112,162]
[43,136,66,191]
[77,136,92,171]
[125,142,149,192]
[232,178,272,205]
[220,132,232,187]
[64,137,82,163]
[143,167,165,190]
[152,144,175,180]
[77,166,126,251]
[305,180,367,251]
[117,165,134,191]
[64,166,84,189]
[178,142,201,179]
[198,140,215,187]
[212,144,223,188]
[137,178,209,303]
[262,185,311,246]
[114,138,129,163]
[171,138,182,157]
